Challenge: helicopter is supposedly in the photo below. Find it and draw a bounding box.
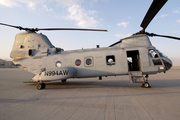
[1,0,180,90]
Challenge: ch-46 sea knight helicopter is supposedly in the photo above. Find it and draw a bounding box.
[1,0,180,90]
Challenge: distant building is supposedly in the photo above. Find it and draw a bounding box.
[0,59,17,68]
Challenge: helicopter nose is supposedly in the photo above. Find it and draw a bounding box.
[162,58,172,70]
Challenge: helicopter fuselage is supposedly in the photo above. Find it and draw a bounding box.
[11,32,172,82]
[2,0,176,89]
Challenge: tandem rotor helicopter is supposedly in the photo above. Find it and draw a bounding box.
[1,0,180,90]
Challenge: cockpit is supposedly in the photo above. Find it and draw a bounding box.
[148,49,172,70]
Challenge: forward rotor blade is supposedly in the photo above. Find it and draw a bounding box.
[141,0,167,30]
[147,33,180,41]
[36,28,108,32]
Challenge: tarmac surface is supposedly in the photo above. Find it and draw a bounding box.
[0,68,180,120]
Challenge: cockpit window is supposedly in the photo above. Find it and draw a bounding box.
[156,50,167,57]
[149,50,159,58]
[149,49,165,66]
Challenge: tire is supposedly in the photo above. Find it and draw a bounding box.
[37,83,42,90]
[42,83,46,89]
[144,82,149,88]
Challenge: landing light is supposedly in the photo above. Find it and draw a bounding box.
[159,67,164,70]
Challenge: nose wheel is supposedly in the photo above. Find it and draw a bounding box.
[144,82,150,88]
[142,74,151,88]
[37,82,46,90]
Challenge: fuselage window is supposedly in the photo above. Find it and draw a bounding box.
[55,61,62,67]
[28,49,33,56]
[106,55,115,65]
[86,58,92,65]
[20,45,24,49]
[85,57,93,67]
[75,59,81,66]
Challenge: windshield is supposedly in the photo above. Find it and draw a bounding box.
[149,50,159,58]
[149,49,167,58]
[157,50,168,57]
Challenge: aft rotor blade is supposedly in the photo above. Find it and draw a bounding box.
[140,0,168,30]
[0,23,24,30]
[36,28,108,32]
[109,40,122,47]
[0,23,107,32]
[147,33,180,41]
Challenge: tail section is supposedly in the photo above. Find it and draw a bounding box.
[10,31,63,74]
[10,31,55,59]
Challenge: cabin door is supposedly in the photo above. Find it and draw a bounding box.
[126,50,141,71]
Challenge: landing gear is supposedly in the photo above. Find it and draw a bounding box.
[61,79,67,83]
[42,83,46,89]
[37,82,46,90]
[142,74,151,88]
[144,82,150,88]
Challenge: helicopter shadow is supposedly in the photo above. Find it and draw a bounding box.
[28,78,180,90]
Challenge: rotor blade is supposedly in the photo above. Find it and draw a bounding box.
[109,40,122,47]
[140,0,167,30]
[36,28,108,32]
[0,23,24,30]
[147,33,180,41]
[0,23,107,32]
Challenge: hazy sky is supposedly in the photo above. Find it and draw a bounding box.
[0,0,180,61]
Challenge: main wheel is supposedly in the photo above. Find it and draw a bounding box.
[37,83,42,90]
[42,83,46,89]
